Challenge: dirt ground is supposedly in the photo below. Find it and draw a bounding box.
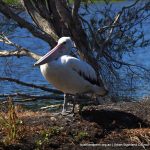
[1,99,150,150]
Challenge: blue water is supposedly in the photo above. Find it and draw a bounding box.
[0,1,150,102]
[0,12,48,92]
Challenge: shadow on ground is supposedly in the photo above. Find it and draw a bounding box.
[81,109,149,129]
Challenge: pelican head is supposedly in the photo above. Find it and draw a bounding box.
[34,37,73,66]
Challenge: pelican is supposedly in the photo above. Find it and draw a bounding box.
[34,37,108,113]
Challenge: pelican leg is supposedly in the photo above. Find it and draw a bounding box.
[62,94,76,116]
[72,94,81,114]
[62,94,73,115]
[91,93,99,104]
[73,94,92,113]
[72,96,76,114]
[62,93,67,114]
[79,104,84,114]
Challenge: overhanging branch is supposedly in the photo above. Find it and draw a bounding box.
[0,93,63,101]
[0,49,41,60]
[0,33,41,60]
[0,77,63,94]
[0,0,55,45]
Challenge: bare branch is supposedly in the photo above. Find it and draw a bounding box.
[105,0,140,42]
[0,34,41,60]
[0,34,19,47]
[103,51,150,72]
[0,77,63,94]
[0,49,41,60]
[0,93,63,101]
[0,93,99,106]
[0,0,56,45]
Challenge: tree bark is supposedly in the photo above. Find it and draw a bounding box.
[22,0,59,42]
[0,0,56,46]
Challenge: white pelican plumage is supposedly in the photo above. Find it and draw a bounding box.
[34,37,108,113]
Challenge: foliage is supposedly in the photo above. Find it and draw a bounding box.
[74,131,89,142]
[0,97,23,144]
[35,126,63,149]
[3,0,20,5]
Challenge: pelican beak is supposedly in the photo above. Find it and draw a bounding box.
[34,44,64,66]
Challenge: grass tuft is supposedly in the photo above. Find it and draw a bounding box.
[74,131,89,142]
[0,97,23,144]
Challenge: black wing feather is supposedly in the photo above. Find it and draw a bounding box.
[73,68,101,86]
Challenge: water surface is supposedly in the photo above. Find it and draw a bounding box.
[0,1,150,105]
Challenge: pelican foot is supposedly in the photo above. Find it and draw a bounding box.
[61,110,74,116]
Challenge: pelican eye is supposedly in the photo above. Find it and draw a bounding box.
[63,42,66,45]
